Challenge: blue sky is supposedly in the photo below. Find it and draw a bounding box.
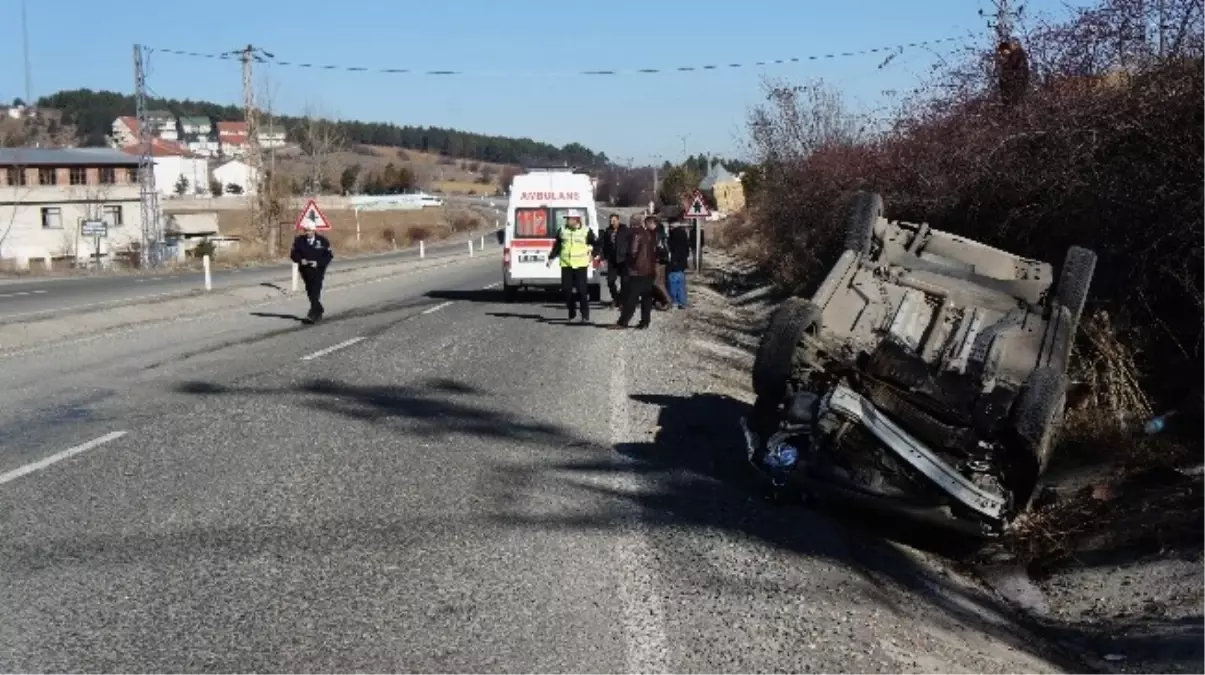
[4,0,1092,164]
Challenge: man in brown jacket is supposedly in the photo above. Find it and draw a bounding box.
[609,215,660,330]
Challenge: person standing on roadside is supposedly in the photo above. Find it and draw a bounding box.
[545,209,599,324]
[600,213,627,308]
[652,218,673,311]
[608,215,659,331]
[290,220,334,323]
[667,222,692,309]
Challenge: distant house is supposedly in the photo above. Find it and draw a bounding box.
[0,148,144,266]
[699,163,745,213]
[147,110,178,140]
[212,159,259,195]
[217,120,288,157]
[119,139,210,197]
[111,116,140,147]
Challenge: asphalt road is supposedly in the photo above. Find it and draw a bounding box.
[0,250,1069,672]
[0,234,499,323]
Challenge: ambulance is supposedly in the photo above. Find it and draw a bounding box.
[501,168,602,302]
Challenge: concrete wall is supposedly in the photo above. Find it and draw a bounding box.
[0,184,144,263]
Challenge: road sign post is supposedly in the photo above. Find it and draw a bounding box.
[684,190,711,272]
[81,219,107,271]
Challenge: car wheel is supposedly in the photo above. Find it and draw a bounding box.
[844,191,884,255]
[1055,246,1097,327]
[503,283,518,303]
[752,298,823,403]
[1011,366,1068,508]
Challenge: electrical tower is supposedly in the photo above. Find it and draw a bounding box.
[224,45,274,250]
[133,44,164,268]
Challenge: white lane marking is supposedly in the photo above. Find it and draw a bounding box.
[0,289,48,298]
[0,431,128,486]
[299,336,365,361]
[609,345,670,674]
[482,281,501,289]
[421,301,453,315]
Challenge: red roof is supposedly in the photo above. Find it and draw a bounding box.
[222,134,249,146]
[120,138,193,157]
[117,116,141,136]
[217,121,248,136]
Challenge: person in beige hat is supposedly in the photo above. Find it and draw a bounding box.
[545,209,599,323]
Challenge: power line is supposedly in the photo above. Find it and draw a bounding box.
[145,35,965,78]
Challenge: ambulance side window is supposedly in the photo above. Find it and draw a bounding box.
[514,208,551,238]
[550,209,590,232]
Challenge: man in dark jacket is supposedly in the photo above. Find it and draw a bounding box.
[600,213,627,307]
[290,221,334,323]
[608,215,659,330]
[667,223,692,309]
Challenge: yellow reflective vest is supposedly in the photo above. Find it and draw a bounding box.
[558,226,592,269]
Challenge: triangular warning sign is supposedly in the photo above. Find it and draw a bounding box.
[294,199,333,231]
[685,190,711,219]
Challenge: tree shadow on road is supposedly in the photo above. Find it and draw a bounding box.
[481,390,1098,672]
[173,376,571,444]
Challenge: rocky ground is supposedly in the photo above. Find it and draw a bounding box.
[670,248,1203,674]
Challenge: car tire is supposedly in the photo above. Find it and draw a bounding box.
[844,191,884,255]
[503,283,518,303]
[1055,246,1097,327]
[752,298,823,404]
[1011,366,1068,508]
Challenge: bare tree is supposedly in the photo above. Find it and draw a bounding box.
[747,77,869,165]
[297,103,345,197]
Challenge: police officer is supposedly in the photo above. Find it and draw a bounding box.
[290,220,334,323]
[545,208,599,323]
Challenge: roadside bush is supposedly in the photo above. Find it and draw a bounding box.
[741,0,1203,418]
[449,211,482,233]
[406,225,432,245]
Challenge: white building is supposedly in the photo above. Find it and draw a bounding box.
[120,140,211,197]
[111,116,140,147]
[0,148,144,266]
[217,120,288,158]
[212,159,259,195]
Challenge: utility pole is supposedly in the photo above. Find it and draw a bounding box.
[992,0,1013,43]
[133,44,163,268]
[651,154,663,204]
[224,45,274,252]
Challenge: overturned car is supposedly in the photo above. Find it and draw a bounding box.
[742,192,1097,537]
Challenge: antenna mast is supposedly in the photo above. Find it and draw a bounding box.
[133,44,163,268]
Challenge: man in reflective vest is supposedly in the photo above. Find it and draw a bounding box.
[546,209,599,323]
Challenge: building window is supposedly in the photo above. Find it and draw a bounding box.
[69,167,87,185]
[41,207,62,229]
[5,167,25,186]
[127,168,138,183]
[102,205,123,226]
[99,167,116,185]
[38,168,56,185]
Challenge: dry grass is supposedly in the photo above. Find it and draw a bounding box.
[435,180,499,195]
[214,208,473,262]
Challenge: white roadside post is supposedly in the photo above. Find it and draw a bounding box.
[420,240,425,258]
[291,263,300,292]
[468,240,474,257]
[480,235,485,251]
[202,254,212,291]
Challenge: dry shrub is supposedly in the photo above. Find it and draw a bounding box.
[740,0,1204,418]
[449,210,483,233]
[407,225,432,244]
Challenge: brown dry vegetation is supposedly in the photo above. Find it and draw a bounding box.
[214,207,486,261]
[271,145,509,195]
[722,0,1203,566]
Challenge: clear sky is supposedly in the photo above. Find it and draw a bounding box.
[3,0,1092,164]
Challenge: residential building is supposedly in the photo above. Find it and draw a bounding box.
[111,116,140,147]
[212,159,259,195]
[217,120,288,156]
[120,139,210,197]
[147,110,178,140]
[699,163,746,213]
[179,116,212,136]
[0,148,144,266]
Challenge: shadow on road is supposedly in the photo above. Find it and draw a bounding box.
[426,289,506,304]
[173,376,569,443]
[249,311,307,323]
